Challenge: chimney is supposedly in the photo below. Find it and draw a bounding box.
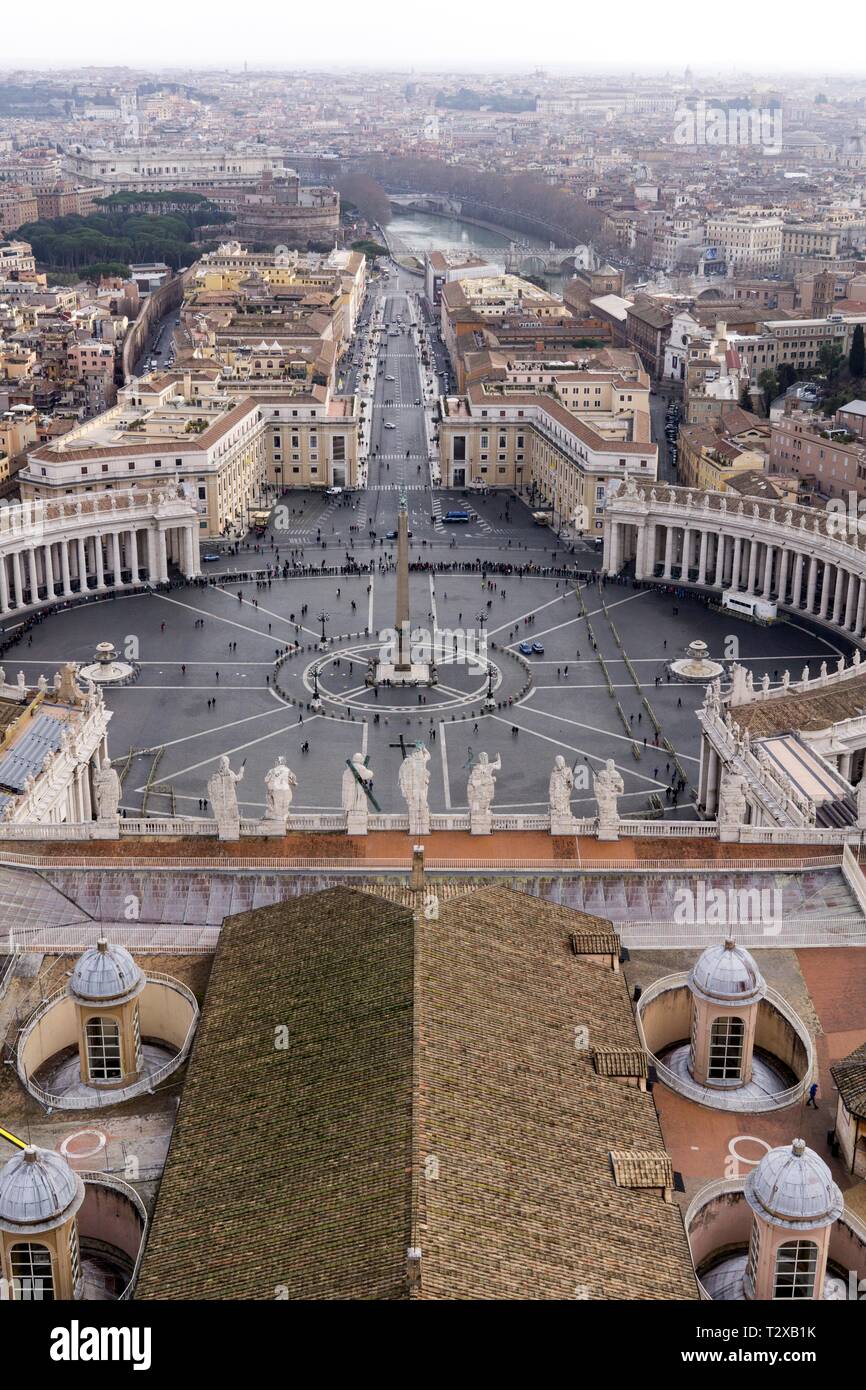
[410,843,425,892]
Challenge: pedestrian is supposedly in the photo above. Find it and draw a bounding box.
[806,1082,819,1109]
[181,664,186,675]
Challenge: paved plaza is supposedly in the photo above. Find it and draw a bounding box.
[6,564,851,820]
[0,276,854,821]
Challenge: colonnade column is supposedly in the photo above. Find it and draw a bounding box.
[44,543,54,599]
[111,532,122,584]
[762,544,774,599]
[698,530,709,586]
[831,567,845,625]
[777,548,790,606]
[730,535,742,590]
[663,526,674,581]
[94,535,105,590]
[27,549,39,605]
[77,537,87,593]
[819,563,833,620]
[60,540,72,597]
[845,571,858,630]
[807,556,818,612]
[11,552,23,608]
[791,552,804,608]
[0,558,9,614]
[746,539,758,595]
[128,529,140,584]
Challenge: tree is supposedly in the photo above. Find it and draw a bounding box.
[816,340,845,381]
[850,324,865,379]
[758,368,778,408]
[740,382,753,411]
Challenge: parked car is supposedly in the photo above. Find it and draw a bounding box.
[519,641,534,655]
[531,642,545,655]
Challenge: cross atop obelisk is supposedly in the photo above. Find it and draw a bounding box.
[395,492,411,671]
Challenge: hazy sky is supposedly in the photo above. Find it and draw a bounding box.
[2,0,863,73]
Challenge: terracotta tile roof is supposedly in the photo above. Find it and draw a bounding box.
[609,1151,674,1190]
[135,884,697,1301]
[136,887,415,1301]
[830,1040,866,1120]
[732,672,866,735]
[415,886,697,1300]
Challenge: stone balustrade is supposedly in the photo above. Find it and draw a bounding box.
[0,486,201,618]
[605,481,866,645]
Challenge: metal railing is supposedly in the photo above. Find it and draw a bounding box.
[78,1170,148,1301]
[16,974,199,1111]
[636,973,813,1112]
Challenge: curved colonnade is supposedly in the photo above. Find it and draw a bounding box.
[0,488,201,619]
[604,481,866,646]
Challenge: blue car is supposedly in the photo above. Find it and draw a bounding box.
[519,641,533,655]
[532,642,545,655]
[202,552,221,562]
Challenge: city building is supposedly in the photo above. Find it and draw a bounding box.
[19,371,359,535]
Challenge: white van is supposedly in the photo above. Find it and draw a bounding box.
[721,591,777,621]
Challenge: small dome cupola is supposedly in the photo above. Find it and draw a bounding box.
[687,941,766,1091]
[742,1139,844,1301]
[0,1145,84,1234]
[68,938,145,1007]
[689,939,766,1007]
[68,941,146,1091]
[745,1138,843,1230]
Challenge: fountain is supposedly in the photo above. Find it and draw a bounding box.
[668,639,725,684]
[78,641,136,685]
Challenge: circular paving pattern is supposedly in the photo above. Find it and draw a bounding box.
[275,632,532,719]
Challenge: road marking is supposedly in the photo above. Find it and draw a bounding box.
[516,704,701,764]
[487,589,569,638]
[480,713,667,787]
[134,714,323,786]
[439,720,451,809]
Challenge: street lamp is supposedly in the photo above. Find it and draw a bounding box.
[483,661,496,711]
[318,610,330,649]
[311,663,323,711]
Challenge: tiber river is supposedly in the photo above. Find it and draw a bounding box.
[386,207,566,293]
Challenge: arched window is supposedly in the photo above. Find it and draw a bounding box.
[9,1242,54,1300]
[774,1240,818,1299]
[708,1016,745,1081]
[85,1016,122,1081]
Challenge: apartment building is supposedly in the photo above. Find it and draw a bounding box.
[0,186,38,235]
[63,144,288,192]
[440,275,609,390]
[19,371,359,536]
[0,242,37,278]
[437,383,657,535]
[769,409,866,504]
[424,250,504,306]
[704,209,784,273]
[763,312,866,371]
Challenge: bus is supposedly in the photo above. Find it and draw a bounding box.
[250,509,270,537]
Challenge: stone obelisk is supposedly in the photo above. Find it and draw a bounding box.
[395,493,411,671]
